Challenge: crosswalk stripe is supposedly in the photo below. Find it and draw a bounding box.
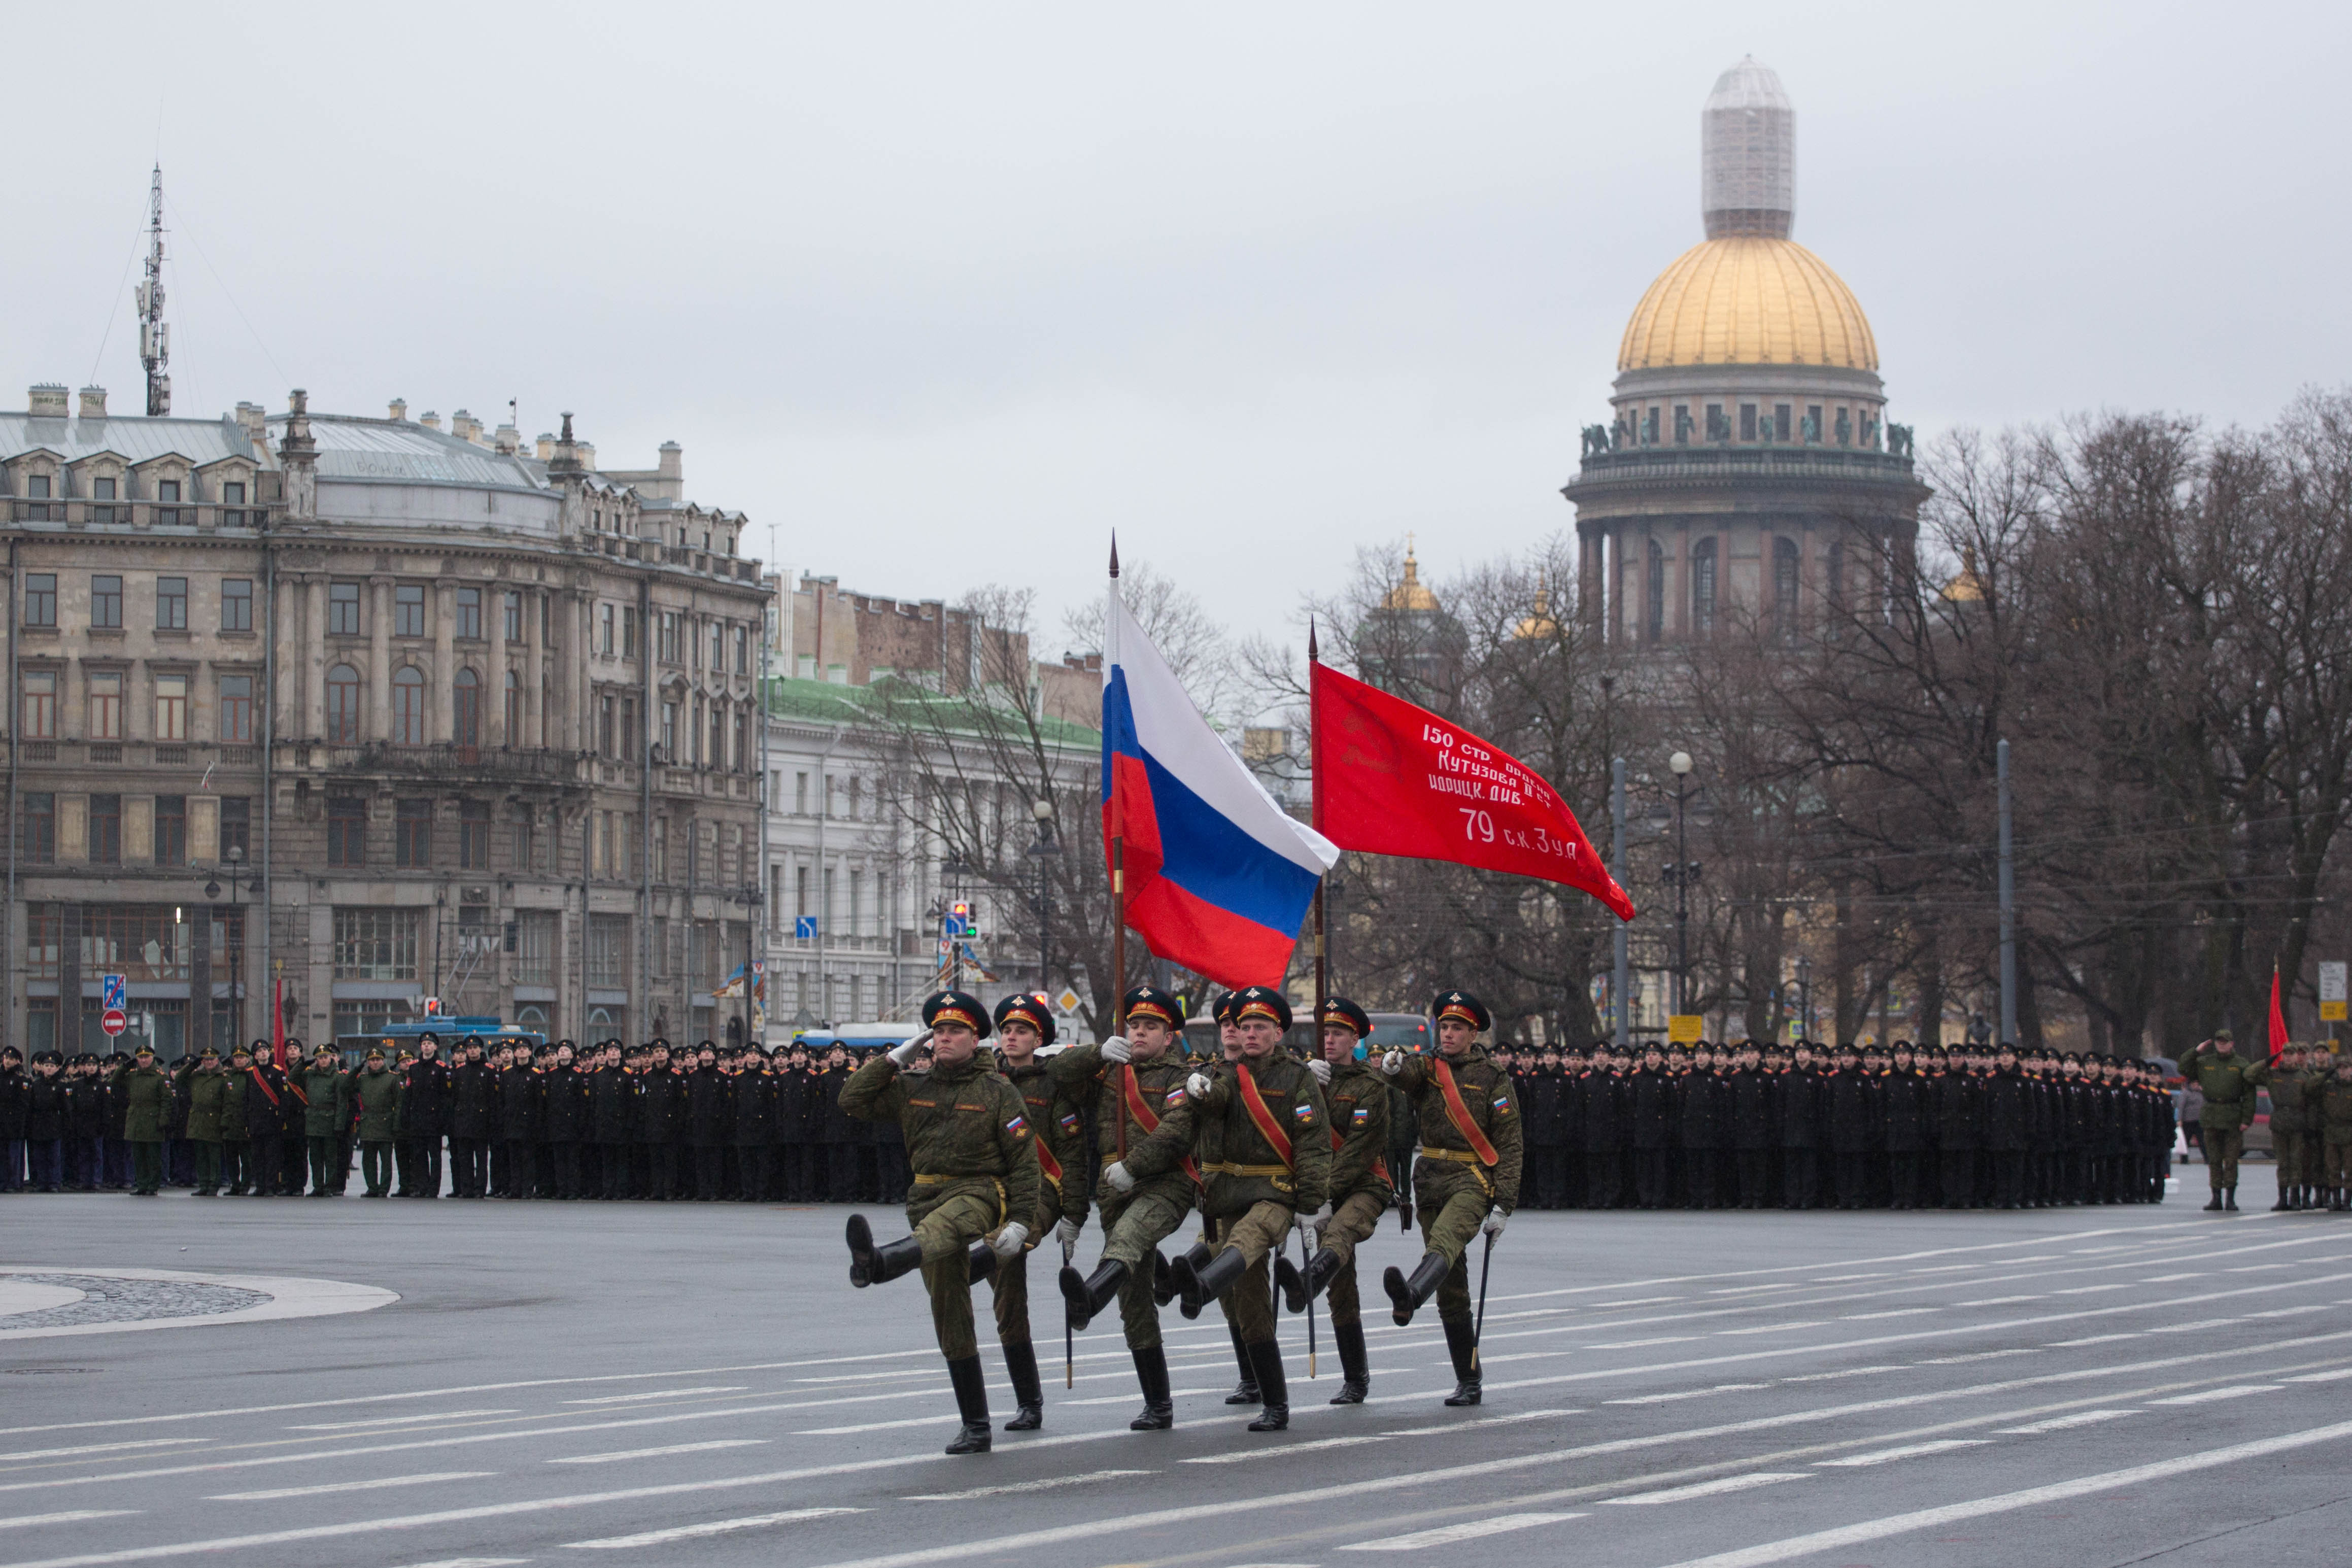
[1996,1409,2137,1434]
[1817,1440,1989,1467]
[549,1442,767,1464]
[208,1473,495,1502]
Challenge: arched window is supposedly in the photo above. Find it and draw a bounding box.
[1691,537,1718,636]
[452,668,481,748]
[1644,538,1665,643]
[326,664,362,744]
[392,666,426,746]
[503,670,522,744]
[1772,537,1800,643]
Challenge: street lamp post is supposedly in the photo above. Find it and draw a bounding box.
[1664,751,1700,1017]
[1795,953,1813,1043]
[1028,799,1059,1000]
[203,844,258,1047]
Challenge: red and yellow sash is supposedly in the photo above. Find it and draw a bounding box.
[248,1068,281,1108]
[1236,1064,1293,1169]
[1434,1059,1499,1168]
[1327,1125,1393,1187]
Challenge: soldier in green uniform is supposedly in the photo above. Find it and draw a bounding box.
[120,1045,169,1197]
[840,991,1040,1455]
[2177,1031,2266,1210]
[220,1045,252,1196]
[1053,985,1200,1430]
[1380,988,1522,1406]
[2319,1053,2352,1211]
[355,1046,401,1197]
[985,993,1090,1431]
[301,1044,348,1197]
[2268,1041,2310,1211]
[1297,996,1391,1404]
[1116,985,1330,1433]
[184,1047,225,1196]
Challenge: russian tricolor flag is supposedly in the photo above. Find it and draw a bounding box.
[1102,586,1338,988]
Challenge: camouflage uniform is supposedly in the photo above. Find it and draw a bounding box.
[1046,1038,1197,1350]
[2318,1065,2352,1208]
[1313,1045,1393,1403]
[2177,1040,2267,1208]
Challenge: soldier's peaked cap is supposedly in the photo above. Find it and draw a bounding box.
[364,1046,386,1061]
[993,993,1056,1044]
[1231,985,1291,1031]
[1318,996,1372,1038]
[1431,989,1491,1032]
[1121,985,1183,1027]
[923,990,992,1037]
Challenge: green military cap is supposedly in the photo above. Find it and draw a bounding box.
[364,1046,386,1062]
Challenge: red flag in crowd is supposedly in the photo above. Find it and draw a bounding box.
[2268,966,2289,1064]
[272,976,286,1069]
[1309,661,1634,921]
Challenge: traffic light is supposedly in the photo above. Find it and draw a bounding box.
[948,900,980,939]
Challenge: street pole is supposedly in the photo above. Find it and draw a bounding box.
[1998,736,2017,1045]
[1675,772,1690,1016]
[1612,757,1629,1048]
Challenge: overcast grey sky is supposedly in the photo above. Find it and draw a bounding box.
[10,3,2344,648]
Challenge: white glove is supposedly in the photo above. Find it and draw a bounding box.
[1104,1161,1136,1194]
[1186,1071,1213,1098]
[1100,1035,1132,1064]
[1482,1207,1508,1238]
[1380,1049,1406,1075]
[1309,1202,1333,1239]
[1055,1215,1082,1248]
[887,1030,931,1067]
[991,1222,1030,1259]
[1306,1058,1331,1085]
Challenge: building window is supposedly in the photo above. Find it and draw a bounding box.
[154,673,188,740]
[1691,537,1718,635]
[734,709,749,772]
[691,696,705,765]
[219,674,253,743]
[709,620,725,670]
[92,574,122,628]
[600,603,615,656]
[509,808,533,870]
[708,700,727,769]
[154,795,187,866]
[458,800,491,868]
[326,664,361,744]
[1826,541,1846,621]
[220,577,253,632]
[19,792,55,864]
[452,668,481,747]
[623,606,638,657]
[220,480,247,526]
[1705,404,1728,442]
[391,666,425,745]
[1773,537,1801,643]
[1643,406,1659,445]
[1805,404,1822,442]
[503,590,522,641]
[620,696,637,758]
[516,911,556,985]
[1644,538,1665,643]
[329,581,361,635]
[333,907,419,980]
[588,915,630,988]
[395,798,432,866]
[394,583,426,637]
[21,670,56,739]
[503,670,522,742]
[659,611,679,664]
[156,576,188,629]
[327,796,366,866]
[89,794,122,863]
[661,700,678,760]
[24,573,56,627]
[154,479,183,526]
[598,693,616,757]
[455,586,481,641]
[1774,403,1792,442]
[219,796,250,861]
[1739,404,1757,442]
[88,671,123,739]
[1835,407,1852,447]
[89,476,119,525]
[734,624,749,673]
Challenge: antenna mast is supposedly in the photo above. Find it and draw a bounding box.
[137,165,170,416]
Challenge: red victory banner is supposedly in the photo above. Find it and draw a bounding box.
[1310,661,1634,921]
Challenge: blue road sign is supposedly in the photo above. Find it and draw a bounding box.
[102,973,126,1012]
[796,916,819,940]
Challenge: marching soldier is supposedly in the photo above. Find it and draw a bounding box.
[985,993,1091,1431]
[1379,988,1521,1407]
[1298,996,1391,1404]
[1116,985,1328,1433]
[1054,985,1205,1430]
[840,991,1040,1455]
[2177,1031,2265,1210]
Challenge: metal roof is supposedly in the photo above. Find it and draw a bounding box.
[0,412,265,467]
[268,414,548,494]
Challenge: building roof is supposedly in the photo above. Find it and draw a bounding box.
[1617,236,1878,372]
[763,674,1100,749]
[0,411,265,468]
[268,413,547,494]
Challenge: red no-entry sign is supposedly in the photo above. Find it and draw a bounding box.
[100,1008,127,1037]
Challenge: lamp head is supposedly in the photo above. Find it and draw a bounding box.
[1669,751,1693,776]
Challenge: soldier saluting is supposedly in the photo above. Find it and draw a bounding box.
[1380,988,1521,1407]
[841,990,1041,1455]
[2177,1029,2266,1211]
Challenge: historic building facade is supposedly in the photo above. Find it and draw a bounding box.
[1566,57,1928,646]
[2,387,768,1058]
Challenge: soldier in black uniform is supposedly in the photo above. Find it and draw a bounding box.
[688,1045,730,1200]
[1779,1043,1822,1209]
[1521,1048,1565,1209]
[734,1047,777,1201]
[448,1038,494,1199]
[1627,1045,1674,1209]
[1936,1045,1983,1208]
[399,1035,450,1198]
[1679,1045,1724,1209]
[1583,1045,1626,1209]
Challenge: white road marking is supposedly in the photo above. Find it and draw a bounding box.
[1604,1474,1808,1505]
[0,1443,199,1463]
[209,1472,495,1502]
[290,1411,519,1432]
[1186,1437,1395,1464]
[2143,1272,2208,1281]
[1653,1418,2352,1568]
[2150,1385,2280,1405]
[1587,1336,1700,1349]
[1062,1387,1221,1408]
[1817,1439,1990,1467]
[1377,1410,1578,1436]
[0,1515,138,1533]
[1339,1512,1584,1550]
[1840,1310,1935,1321]
[1997,1409,2138,1434]
[1608,1385,1770,1405]
[1921,1350,2040,1364]
[2170,1318,2240,1331]
[561,1388,745,1406]
[549,1442,768,1464]
[2047,1335,2139,1347]
[389,1560,529,1567]
[2283,1369,2352,1382]
[565,1507,862,1549]
[1717,1323,1826,1337]
[1777,1366,1905,1382]
[904,1469,1153,1501]
[1955,1297,2042,1306]
[2053,1284,2130,1295]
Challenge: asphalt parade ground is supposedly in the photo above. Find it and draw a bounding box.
[3,1167,2348,1568]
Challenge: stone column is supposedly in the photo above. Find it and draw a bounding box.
[561,592,586,753]
[304,578,327,738]
[191,909,215,1062]
[58,904,83,1052]
[431,580,456,744]
[368,577,392,742]
[488,580,510,748]
[526,590,546,750]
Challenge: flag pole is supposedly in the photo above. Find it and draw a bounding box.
[1109,535,1127,1037]
[1309,619,1327,1020]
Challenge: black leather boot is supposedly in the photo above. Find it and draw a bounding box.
[1329,1318,1370,1405]
[967,1239,998,1286]
[2203,1189,2224,1211]
[943,1355,992,1455]
[1383,1251,1450,1326]
[1274,1255,1308,1314]
[1060,1258,1127,1330]
[1001,1340,1043,1431]
[1224,1322,1260,1404]
[847,1213,923,1287]
[1245,1339,1288,1431]
[2225,1187,2239,1211]
[1442,1316,1482,1406]
[1176,1245,1248,1321]
[1129,1346,1174,1430]
[1305,1246,1343,1301]
[1158,1241,1210,1307]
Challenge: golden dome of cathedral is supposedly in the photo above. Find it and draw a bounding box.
[1617,236,1878,372]
[1381,542,1441,612]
